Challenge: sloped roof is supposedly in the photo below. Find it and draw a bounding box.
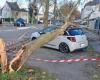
[6,1,27,12]
[85,0,100,7]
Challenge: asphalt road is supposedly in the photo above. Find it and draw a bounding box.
[0,24,43,42]
[0,24,100,80]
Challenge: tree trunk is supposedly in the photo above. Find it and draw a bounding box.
[53,0,57,20]
[0,39,8,73]
[44,0,49,27]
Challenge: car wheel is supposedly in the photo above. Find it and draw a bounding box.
[32,37,36,41]
[59,42,70,53]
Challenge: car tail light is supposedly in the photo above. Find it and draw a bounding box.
[67,37,76,42]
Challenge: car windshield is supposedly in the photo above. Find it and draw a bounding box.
[39,27,56,34]
[68,28,84,36]
[43,27,53,32]
[16,18,25,22]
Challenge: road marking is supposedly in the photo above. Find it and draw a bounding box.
[0,27,31,32]
[17,27,30,30]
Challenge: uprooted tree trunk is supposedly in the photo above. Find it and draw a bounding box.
[0,39,8,73]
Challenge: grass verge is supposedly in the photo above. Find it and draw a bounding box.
[0,67,56,80]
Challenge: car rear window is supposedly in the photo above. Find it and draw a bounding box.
[68,28,84,36]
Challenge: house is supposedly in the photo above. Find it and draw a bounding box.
[0,1,29,23]
[81,0,100,30]
[0,9,2,18]
[36,13,54,22]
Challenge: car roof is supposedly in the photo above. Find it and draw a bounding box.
[66,27,82,30]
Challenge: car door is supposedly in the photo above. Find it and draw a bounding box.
[44,35,61,49]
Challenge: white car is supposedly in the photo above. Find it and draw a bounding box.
[31,27,88,53]
[31,26,57,40]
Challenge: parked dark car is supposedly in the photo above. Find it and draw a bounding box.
[14,18,26,27]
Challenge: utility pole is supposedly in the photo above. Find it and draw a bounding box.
[44,0,49,27]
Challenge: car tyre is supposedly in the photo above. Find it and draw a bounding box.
[59,42,70,53]
[32,37,36,41]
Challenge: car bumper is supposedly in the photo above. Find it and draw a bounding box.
[69,41,88,52]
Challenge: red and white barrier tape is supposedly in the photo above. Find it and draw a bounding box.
[32,58,100,63]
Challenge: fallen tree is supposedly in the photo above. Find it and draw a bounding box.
[0,0,80,73]
[9,22,78,72]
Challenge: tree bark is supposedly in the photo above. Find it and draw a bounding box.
[53,0,57,20]
[44,0,49,27]
[0,39,8,73]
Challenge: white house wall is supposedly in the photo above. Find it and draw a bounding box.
[81,4,100,30]
[2,3,12,18]
[81,6,96,19]
[90,5,100,19]
[89,20,96,30]
[81,5,100,20]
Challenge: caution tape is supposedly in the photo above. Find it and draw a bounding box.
[32,58,100,63]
